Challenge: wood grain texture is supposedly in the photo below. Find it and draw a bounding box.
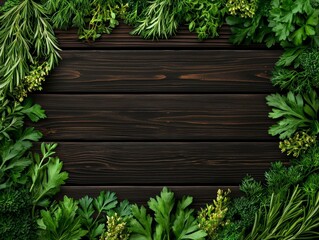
[31,94,274,141]
[59,186,240,207]
[51,142,283,185]
[43,50,281,93]
[56,24,269,49]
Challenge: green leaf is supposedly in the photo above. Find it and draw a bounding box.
[129,205,153,240]
[266,91,319,139]
[93,191,118,214]
[173,197,207,240]
[22,99,46,122]
[148,187,175,236]
[38,196,87,240]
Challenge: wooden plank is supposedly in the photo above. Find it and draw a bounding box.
[31,94,274,141]
[52,142,283,185]
[59,186,241,207]
[43,50,281,93]
[56,24,268,49]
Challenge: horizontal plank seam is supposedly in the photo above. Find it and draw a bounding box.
[40,139,277,143]
[62,184,242,187]
[38,91,275,95]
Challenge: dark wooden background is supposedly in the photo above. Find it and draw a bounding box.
[29,24,284,206]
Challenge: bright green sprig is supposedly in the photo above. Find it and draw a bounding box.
[185,0,227,40]
[99,213,131,240]
[227,0,259,18]
[130,0,186,39]
[29,143,68,209]
[279,131,316,157]
[197,189,231,239]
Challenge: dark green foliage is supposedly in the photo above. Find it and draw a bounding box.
[227,0,319,48]
[129,187,206,240]
[268,0,319,47]
[0,98,45,141]
[297,145,319,170]
[272,48,319,93]
[79,0,127,41]
[266,90,319,139]
[46,0,126,41]
[0,0,20,13]
[38,196,87,240]
[222,196,259,238]
[0,99,45,189]
[221,177,263,237]
[226,0,275,47]
[0,187,36,240]
[0,128,42,190]
[45,0,91,30]
[77,191,131,240]
[265,162,305,194]
[239,176,263,198]
[184,0,227,40]
[125,0,148,27]
[0,0,60,100]
[304,174,319,197]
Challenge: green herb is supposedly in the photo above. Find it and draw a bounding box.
[265,162,305,194]
[226,0,275,47]
[272,48,319,93]
[266,90,319,139]
[245,185,319,240]
[125,0,148,27]
[0,187,36,240]
[0,0,20,13]
[0,98,45,141]
[0,0,60,100]
[303,174,319,197]
[79,0,127,41]
[197,189,231,239]
[129,0,186,39]
[29,143,68,208]
[226,0,259,18]
[129,187,207,240]
[184,0,227,40]
[45,0,90,30]
[0,127,42,189]
[268,0,319,47]
[78,191,131,240]
[279,131,316,157]
[37,196,87,240]
[99,213,131,240]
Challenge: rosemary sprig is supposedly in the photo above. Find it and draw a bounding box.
[130,0,186,39]
[0,0,60,100]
